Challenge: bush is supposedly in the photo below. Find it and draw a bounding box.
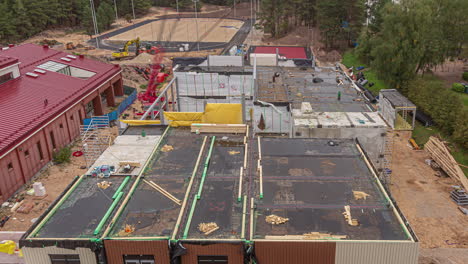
[53,146,72,164]
[463,72,468,81]
[452,83,465,93]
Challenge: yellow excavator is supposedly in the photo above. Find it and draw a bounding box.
[112,37,141,59]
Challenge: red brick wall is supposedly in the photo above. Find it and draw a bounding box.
[0,151,24,201]
[43,115,71,154]
[16,132,49,181]
[180,243,244,264]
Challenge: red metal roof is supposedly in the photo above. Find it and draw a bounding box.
[0,44,121,156]
[253,46,307,59]
[0,56,18,69]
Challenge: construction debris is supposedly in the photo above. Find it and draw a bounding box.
[353,191,370,200]
[266,214,289,225]
[451,188,468,205]
[198,222,219,235]
[161,145,174,152]
[343,205,359,226]
[97,181,112,190]
[117,224,135,236]
[17,202,35,214]
[229,150,241,155]
[33,182,46,197]
[425,136,468,191]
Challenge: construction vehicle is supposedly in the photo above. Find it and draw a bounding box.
[112,37,141,59]
[66,42,76,50]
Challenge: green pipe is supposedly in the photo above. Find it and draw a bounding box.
[30,175,83,237]
[112,176,130,200]
[197,136,216,199]
[183,195,198,239]
[94,192,124,236]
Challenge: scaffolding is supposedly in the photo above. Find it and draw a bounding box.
[381,128,395,185]
[80,116,113,168]
[378,89,416,130]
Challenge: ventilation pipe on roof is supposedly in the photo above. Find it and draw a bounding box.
[43,44,49,49]
[79,54,84,59]
[8,44,15,48]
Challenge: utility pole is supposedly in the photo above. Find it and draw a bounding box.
[176,0,179,15]
[193,0,200,51]
[89,0,99,49]
[233,0,236,18]
[113,0,118,21]
[131,0,136,20]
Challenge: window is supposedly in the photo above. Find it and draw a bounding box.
[49,254,80,264]
[70,115,74,121]
[37,142,44,160]
[123,255,155,264]
[50,131,56,149]
[7,163,13,171]
[0,72,13,85]
[198,256,228,264]
[59,123,64,128]
[37,61,96,79]
[24,150,30,158]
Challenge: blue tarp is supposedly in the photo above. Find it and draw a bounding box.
[83,89,137,126]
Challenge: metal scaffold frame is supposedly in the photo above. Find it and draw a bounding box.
[80,116,113,168]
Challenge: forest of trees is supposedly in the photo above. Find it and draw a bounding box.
[0,0,155,43]
[0,0,243,43]
[355,0,468,147]
[258,0,366,48]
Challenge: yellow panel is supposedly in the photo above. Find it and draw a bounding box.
[119,120,161,125]
[164,112,203,127]
[201,103,242,124]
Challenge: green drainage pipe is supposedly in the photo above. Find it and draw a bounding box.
[183,195,198,239]
[112,176,130,200]
[197,136,216,199]
[94,192,124,235]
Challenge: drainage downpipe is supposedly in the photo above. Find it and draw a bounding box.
[112,176,130,200]
[197,136,216,199]
[94,192,124,236]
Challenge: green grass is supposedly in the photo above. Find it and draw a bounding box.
[412,122,468,175]
[455,92,468,108]
[341,51,388,95]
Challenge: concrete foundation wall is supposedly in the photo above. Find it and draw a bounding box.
[293,127,386,166]
[22,246,97,264]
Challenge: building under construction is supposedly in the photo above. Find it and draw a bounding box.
[0,44,123,203]
[20,49,420,263]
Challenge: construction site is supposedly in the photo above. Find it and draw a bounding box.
[0,2,466,264]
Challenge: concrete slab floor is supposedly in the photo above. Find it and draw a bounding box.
[86,135,161,176]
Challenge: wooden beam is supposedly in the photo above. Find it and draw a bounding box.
[191,123,247,134]
[143,179,181,205]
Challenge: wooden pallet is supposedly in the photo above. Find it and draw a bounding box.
[425,137,468,190]
[191,123,247,134]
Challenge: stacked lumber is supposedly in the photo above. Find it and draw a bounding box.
[342,205,359,226]
[353,191,370,200]
[143,179,181,205]
[198,222,219,235]
[191,123,247,134]
[425,137,468,190]
[266,215,289,225]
